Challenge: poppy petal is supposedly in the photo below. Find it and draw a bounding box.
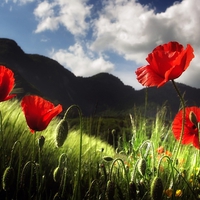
[135,41,194,87]
[135,65,164,87]
[0,66,16,101]
[172,106,200,149]
[21,95,63,133]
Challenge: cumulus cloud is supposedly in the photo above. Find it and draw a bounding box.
[7,0,200,90]
[113,70,141,89]
[89,0,200,89]
[91,0,200,62]
[34,0,92,35]
[34,1,59,32]
[51,43,114,77]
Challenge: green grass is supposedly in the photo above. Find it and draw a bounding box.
[1,99,200,200]
[0,99,115,199]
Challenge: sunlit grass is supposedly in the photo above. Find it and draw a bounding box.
[1,98,200,199]
[0,99,115,199]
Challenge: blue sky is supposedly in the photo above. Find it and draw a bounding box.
[0,0,200,90]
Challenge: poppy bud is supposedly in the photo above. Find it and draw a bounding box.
[137,158,146,176]
[189,111,198,128]
[38,135,45,150]
[150,177,163,200]
[111,129,116,134]
[55,119,68,147]
[103,156,114,162]
[2,166,15,191]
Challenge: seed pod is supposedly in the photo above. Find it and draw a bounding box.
[137,158,146,176]
[106,180,115,200]
[55,119,68,147]
[53,167,62,182]
[151,177,163,200]
[189,111,198,127]
[103,156,114,162]
[2,166,15,191]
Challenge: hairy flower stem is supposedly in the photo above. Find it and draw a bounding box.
[171,80,186,166]
[109,158,130,199]
[29,131,37,198]
[0,111,5,169]
[9,140,22,197]
[158,155,175,198]
[64,105,83,200]
[144,88,148,118]
[58,153,67,168]
[139,140,155,177]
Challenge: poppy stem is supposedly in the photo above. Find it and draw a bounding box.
[64,105,82,200]
[171,80,186,166]
[109,158,130,199]
[9,140,22,198]
[29,131,36,198]
[198,123,200,148]
[0,111,5,169]
[157,155,175,197]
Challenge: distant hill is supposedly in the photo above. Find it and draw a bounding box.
[0,38,200,117]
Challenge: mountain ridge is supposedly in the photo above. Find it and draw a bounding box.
[0,38,200,117]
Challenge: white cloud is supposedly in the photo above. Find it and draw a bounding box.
[91,0,200,62]
[51,43,114,77]
[34,1,55,18]
[113,70,141,89]
[34,0,92,35]
[90,0,200,89]
[58,0,92,36]
[5,0,200,90]
[34,1,59,33]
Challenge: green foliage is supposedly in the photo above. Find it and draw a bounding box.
[0,99,200,199]
[0,99,115,199]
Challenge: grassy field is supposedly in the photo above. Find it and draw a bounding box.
[0,99,200,200]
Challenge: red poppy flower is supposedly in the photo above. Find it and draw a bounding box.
[21,95,63,133]
[172,106,200,149]
[0,65,16,101]
[135,41,194,87]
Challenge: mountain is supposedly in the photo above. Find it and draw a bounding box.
[0,38,200,117]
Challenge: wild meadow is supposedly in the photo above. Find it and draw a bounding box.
[1,41,200,200]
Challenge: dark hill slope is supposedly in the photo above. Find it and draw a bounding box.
[0,38,200,117]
